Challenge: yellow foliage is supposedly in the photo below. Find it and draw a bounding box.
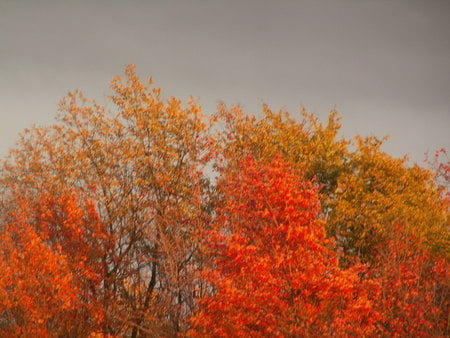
[215,105,449,263]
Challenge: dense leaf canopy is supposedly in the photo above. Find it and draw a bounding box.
[0,66,448,336]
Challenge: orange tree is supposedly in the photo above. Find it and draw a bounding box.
[1,66,448,335]
[214,104,449,264]
[0,191,109,336]
[189,156,381,336]
[371,224,449,336]
[0,65,211,336]
[201,103,449,335]
[190,154,449,336]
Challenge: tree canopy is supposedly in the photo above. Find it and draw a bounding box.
[0,66,448,336]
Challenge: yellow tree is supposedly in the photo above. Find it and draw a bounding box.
[0,65,211,336]
[328,136,449,262]
[214,104,348,197]
[214,104,449,264]
[212,106,449,333]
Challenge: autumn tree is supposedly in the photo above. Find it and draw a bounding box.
[371,224,449,336]
[215,104,449,264]
[426,148,450,199]
[0,191,109,336]
[0,65,211,336]
[328,136,449,262]
[190,156,381,336]
[1,65,448,335]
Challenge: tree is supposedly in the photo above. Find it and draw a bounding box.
[0,191,108,336]
[1,66,448,335]
[328,136,449,263]
[0,65,211,335]
[214,104,449,264]
[371,224,449,336]
[426,148,450,198]
[190,156,381,336]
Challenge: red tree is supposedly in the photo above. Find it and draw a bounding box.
[372,225,449,336]
[189,156,381,336]
[0,191,112,336]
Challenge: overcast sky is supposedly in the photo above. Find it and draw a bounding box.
[1,0,449,163]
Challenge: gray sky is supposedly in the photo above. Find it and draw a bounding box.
[1,0,449,163]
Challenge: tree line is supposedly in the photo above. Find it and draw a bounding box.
[0,65,448,336]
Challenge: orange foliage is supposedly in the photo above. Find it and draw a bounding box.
[0,191,111,336]
[189,156,381,336]
[371,225,449,336]
[1,65,210,335]
[0,66,448,336]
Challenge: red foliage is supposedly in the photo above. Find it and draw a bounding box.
[0,191,112,336]
[371,225,449,336]
[426,148,450,199]
[189,156,381,336]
